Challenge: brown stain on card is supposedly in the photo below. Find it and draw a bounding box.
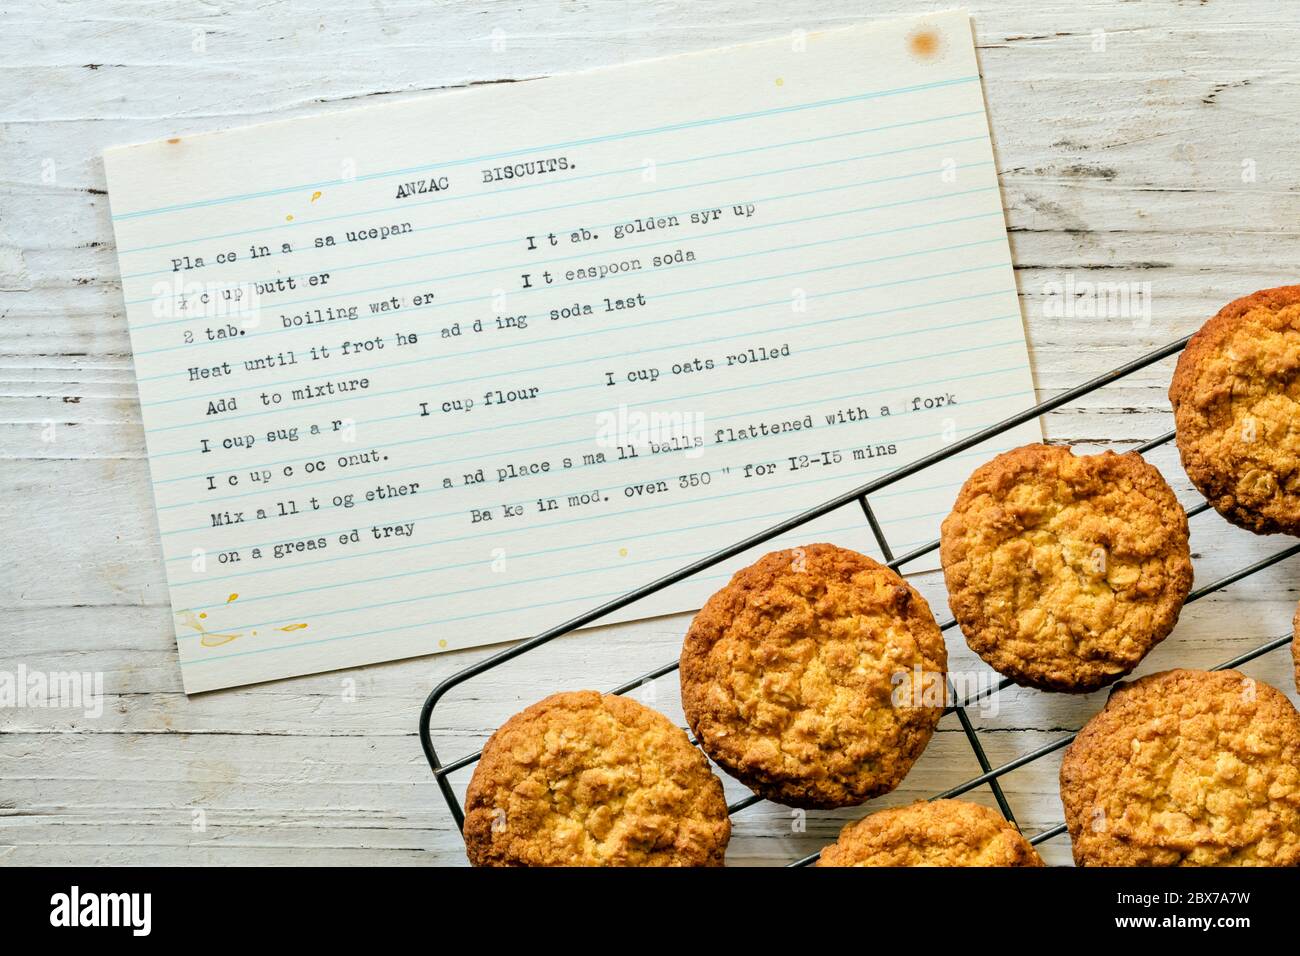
[907,28,942,60]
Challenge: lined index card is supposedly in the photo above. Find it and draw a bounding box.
[104,9,1040,693]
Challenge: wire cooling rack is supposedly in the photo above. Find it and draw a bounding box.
[417,332,1300,865]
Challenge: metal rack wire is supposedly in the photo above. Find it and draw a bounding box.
[417,332,1300,865]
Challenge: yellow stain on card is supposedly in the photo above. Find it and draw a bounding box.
[618,547,628,557]
[199,631,240,647]
[277,623,308,632]
[310,191,322,203]
[285,214,294,221]
[774,77,784,87]
[438,639,448,649]
[226,593,238,603]
[176,608,241,648]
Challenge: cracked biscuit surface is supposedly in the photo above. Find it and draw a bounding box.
[817,799,1044,867]
[463,690,730,866]
[680,543,946,809]
[1060,669,1300,867]
[1169,285,1300,536]
[940,444,1192,692]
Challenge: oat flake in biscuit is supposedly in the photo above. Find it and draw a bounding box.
[1169,285,1300,536]
[1060,669,1300,867]
[463,690,730,866]
[940,444,1193,693]
[680,543,947,809]
[817,799,1044,867]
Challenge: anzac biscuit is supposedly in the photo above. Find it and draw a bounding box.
[817,799,1044,867]
[1169,285,1300,535]
[1060,669,1300,867]
[680,543,947,809]
[463,690,730,866]
[940,444,1192,692]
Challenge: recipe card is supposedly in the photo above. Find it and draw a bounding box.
[104,9,1041,693]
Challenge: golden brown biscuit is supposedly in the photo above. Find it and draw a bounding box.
[1060,669,1300,867]
[941,444,1193,692]
[463,690,730,866]
[1169,285,1300,536]
[680,543,946,809]
[817,799,1044,867]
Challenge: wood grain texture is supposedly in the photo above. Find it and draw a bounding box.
[2,0,1299,867]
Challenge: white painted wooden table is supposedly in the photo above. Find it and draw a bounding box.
[3,0,1299,867]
